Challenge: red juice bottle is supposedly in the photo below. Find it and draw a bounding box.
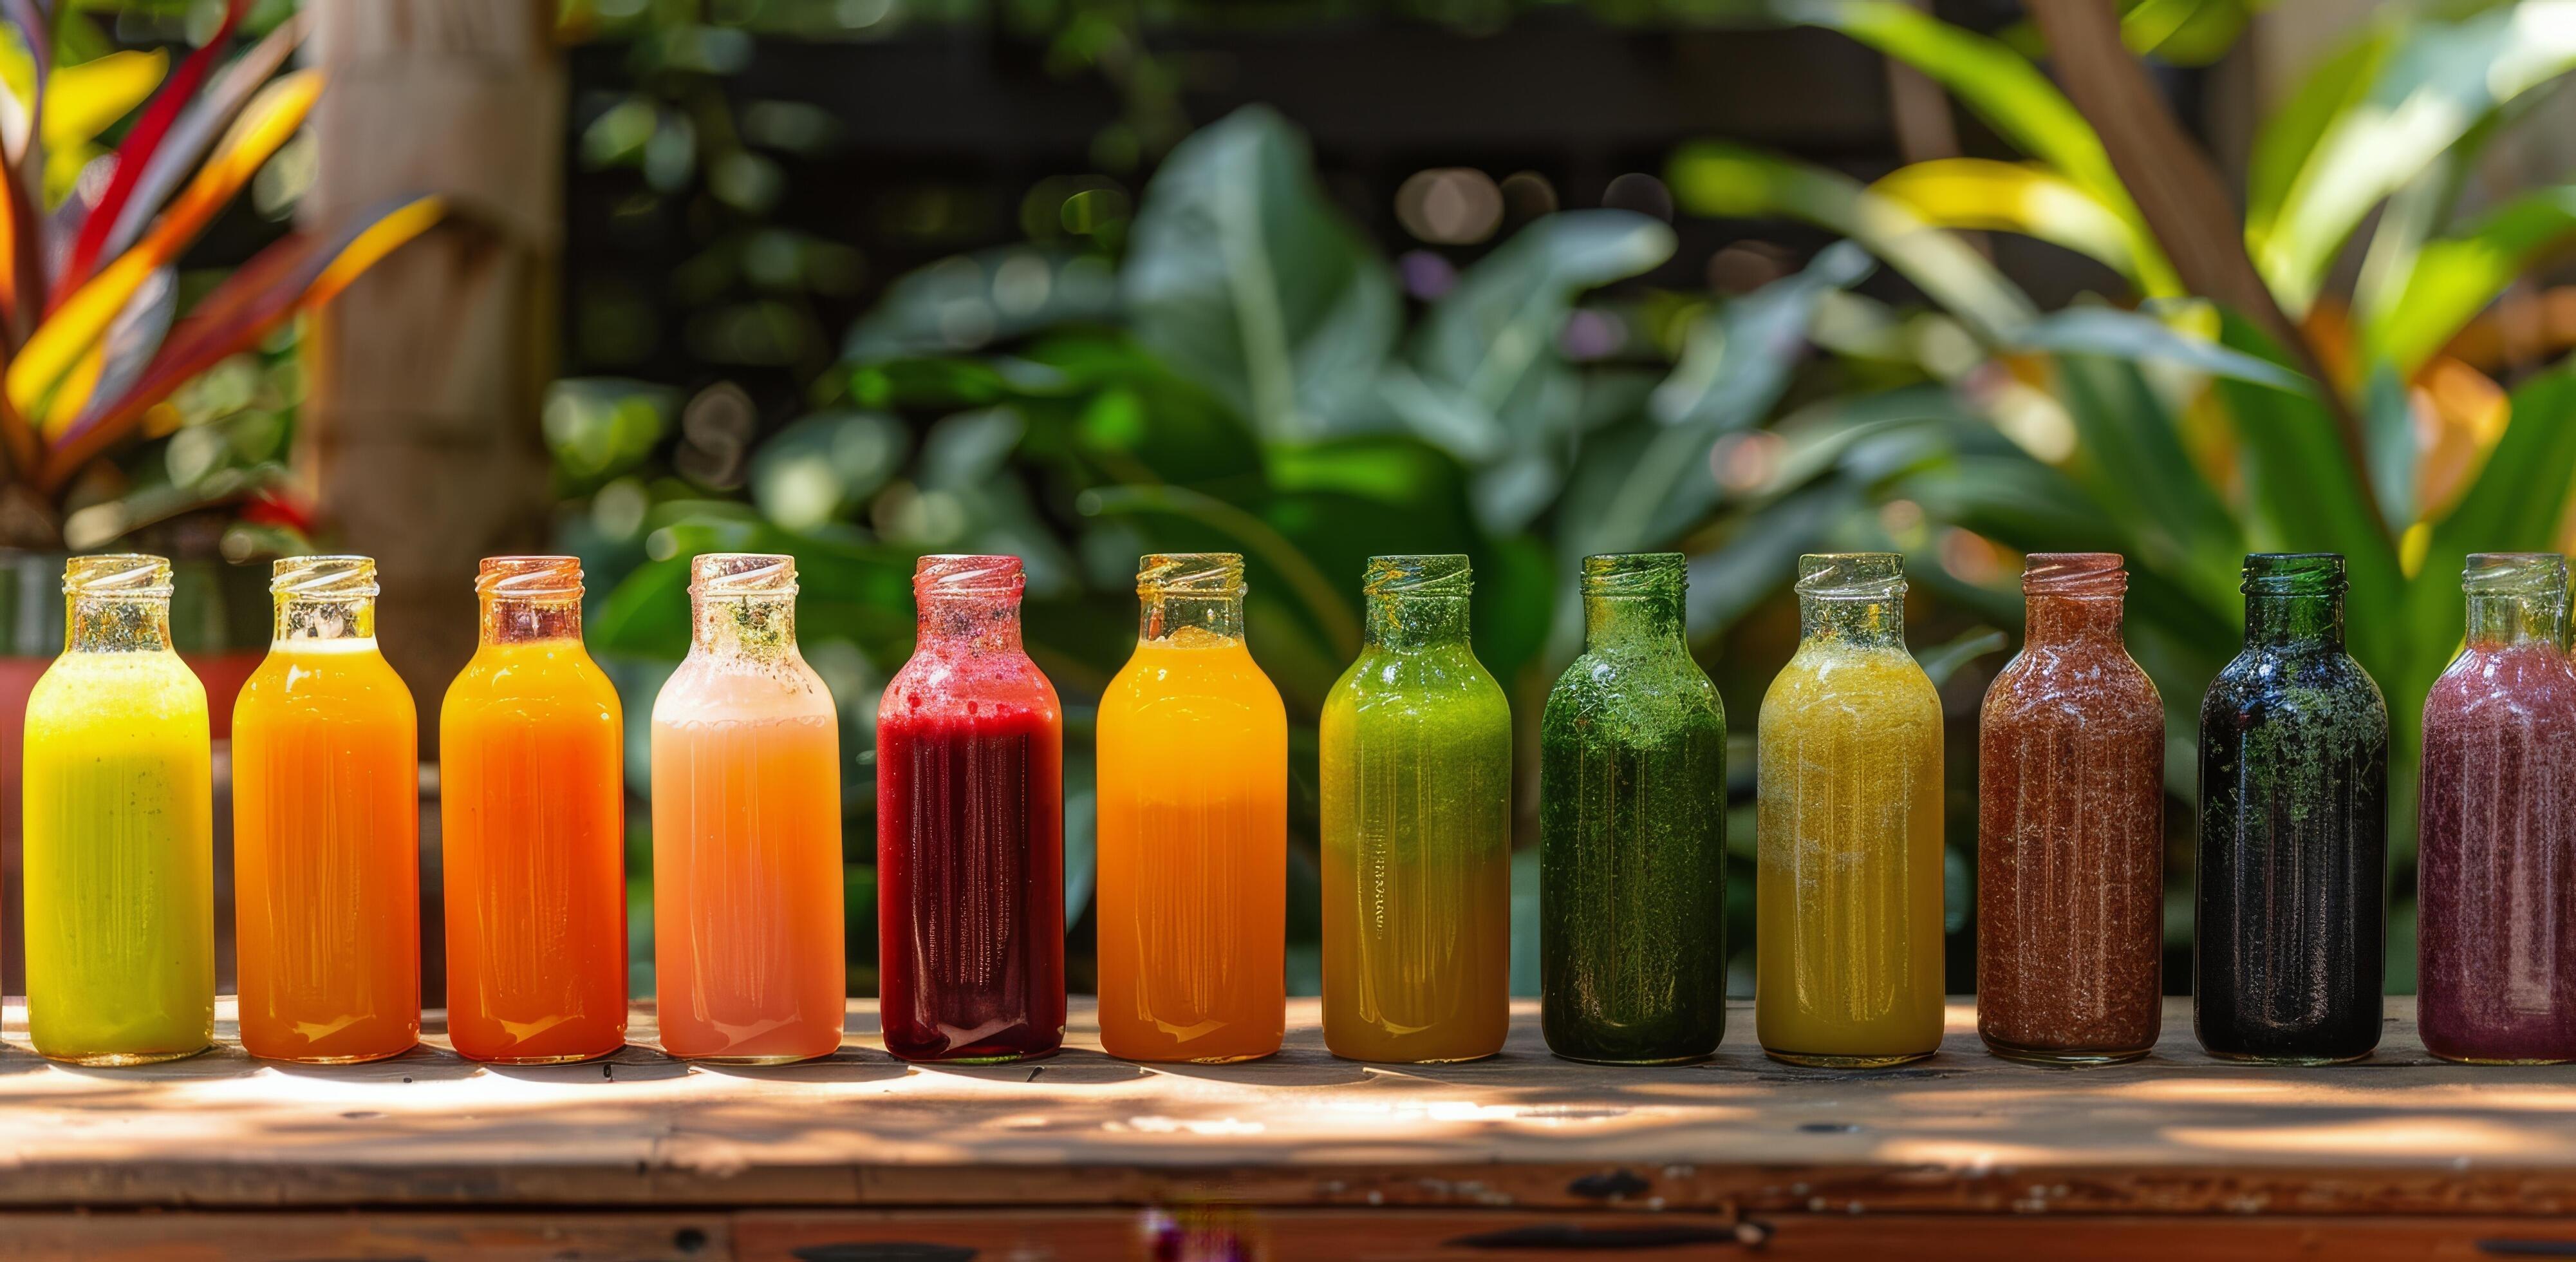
[876,554,1066,1062]
[2419,552,2576,1064]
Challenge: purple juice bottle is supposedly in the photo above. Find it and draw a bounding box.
[2419,552,2576,1064]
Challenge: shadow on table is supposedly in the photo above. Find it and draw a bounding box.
[265,1044,484,1083]
[917,1047,1147,1086]
[702,1048,911,1086]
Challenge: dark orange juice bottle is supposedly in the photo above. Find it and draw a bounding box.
[232,555,420,1062]
[439,556,627,1063]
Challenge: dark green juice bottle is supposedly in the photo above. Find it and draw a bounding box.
[2194,552,2387,1064]
[1320,554,1513,1063]
[1539,553,1728,1064]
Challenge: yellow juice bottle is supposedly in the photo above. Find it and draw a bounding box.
[1756,552,1945,1066]
[1096,553,1287,1064]
[23,554,214,1065]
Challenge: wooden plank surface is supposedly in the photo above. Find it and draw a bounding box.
[8,997,2576,1215]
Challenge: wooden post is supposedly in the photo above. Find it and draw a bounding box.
[300,0,563,755]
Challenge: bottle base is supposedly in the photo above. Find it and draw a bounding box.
[1980,1037,2152,1067]
[897,1046,1059,1066]
[680,1050,837,1066]
[43,1044,210,1068]
[2199,1047,2374,1066]
[1551,1050,1715,1067]
[1762,1048,1935,1069]
[466,1047,626,1066]
[2428,1050,2576,1066]
[255,1044,420,1066]
[1329,1049,1500,1066]
[1107,1048,1280,1066]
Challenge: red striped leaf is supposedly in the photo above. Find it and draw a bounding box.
[57,0,247,301]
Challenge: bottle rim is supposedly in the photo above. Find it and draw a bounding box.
[1795,551,1903,600]
[273,554,379,599]
[2241,552,2344,596]
[915,553,1023,599]
[64,552,172,599]
[691,552,797,598]
[1364,553,1470,598]
[1136,552,1245,598]
[2022,551,2125,598]
[477,555,583,599]
[2464,551,2566,596]
[1581,552,1685,596]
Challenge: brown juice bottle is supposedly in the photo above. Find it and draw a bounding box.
[1976,552,2165,1064]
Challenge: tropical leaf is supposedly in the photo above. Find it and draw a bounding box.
[2008,305,2315,393]
[40,194,444,487]
[1869,159,2168,292]
[37,48,163,156]
[1665,141,2035,344]
[2245,20,2391,240]
[62,0,250,294]
[2254,2,2576,313]
[841,245,1119,363]
[1122,105,1399,444]
[2361,185,2576,374]
[8,68,320,417]
[93,12,306,272]
[2402,364,2576,693]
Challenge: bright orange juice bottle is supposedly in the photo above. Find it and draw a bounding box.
[651,553,844,1063]
[439,556,627,1064]
[1096,553,1287,1063]
[232,556,420,1063]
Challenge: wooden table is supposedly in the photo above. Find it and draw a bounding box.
[6,996,2576,1259]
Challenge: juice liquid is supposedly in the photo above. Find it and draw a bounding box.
[440,558,627,1064]
[1755,554,1945,1066]
[23,555,214,1066]
[651,553,845,1064]
[1320,554,1511,1064]
[877,554,1065,1063]
[234,621,421,1064]
[1097,616,1287,1064]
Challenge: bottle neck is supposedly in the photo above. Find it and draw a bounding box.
[276,596,376,644]
[67,594,173,654]
[2245,592,2344,650]
[1798,594,1905,651]
[1583,590,1686,652]
[483,595,583,646]
[919,594,1023,653]
[1142,593,1244,642]
[2024,594,2123,646]
[1365,592,1469,652]
[694,590,797,659]
[2468,591,2566,650]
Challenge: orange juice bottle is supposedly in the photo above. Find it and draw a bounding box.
[232,556,420,1063]
[1096,553,1287,1063]
[651,553,845,1063]
[439,556,627,1064]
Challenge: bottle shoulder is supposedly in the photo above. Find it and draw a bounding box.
[2201,648,2387,737]
[1759,642,1938,724]
[1544,649,1724,727]
[27,649,208,728]
[1327,645,1507,711]
[881,644,1059,728]
[1981,643,2161,727]
[653,649,835,725]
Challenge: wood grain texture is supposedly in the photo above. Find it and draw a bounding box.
[5,997,2576,1216]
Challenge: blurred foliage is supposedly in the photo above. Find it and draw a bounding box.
[1664,0,2576,989]
[557,105,1951,995]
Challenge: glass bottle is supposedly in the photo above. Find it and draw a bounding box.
[1320,554,1511,1063]
[232,555,420,1064]
[1975,552,2163,1065]
[23,554,212,1065]
[1756,552,1945,1067]
[651,553,845,1064]
[1096,553,1287,1064]
[1539,552,1728,1064]
[439,556,628,1064]
[877,554,1065,1063]
[2195,552,2387,1064]
[2418,552,2576,1064]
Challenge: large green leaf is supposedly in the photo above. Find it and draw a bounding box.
[1666,142,2035,343]
[1121,105,1401,444]
[841,246,1121,362]
[2362,184,2576,373]
[2048,353,2246,619]
[2255,2,2576,312]
[1399,209,1676,461]
[2008,305,2314,393]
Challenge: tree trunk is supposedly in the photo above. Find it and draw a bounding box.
[300,0,563,756]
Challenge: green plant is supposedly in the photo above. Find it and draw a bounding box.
[0,3,442,550]
[1663,0,2576,985]
[571,105,1956,992]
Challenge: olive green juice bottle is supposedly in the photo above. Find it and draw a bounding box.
[1320,554,1512,1063]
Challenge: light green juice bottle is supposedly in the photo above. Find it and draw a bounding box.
[23,554,214,1065]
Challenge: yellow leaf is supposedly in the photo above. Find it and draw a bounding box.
[307,196,445,306]
[10,70,324,428]
[1870,158,2183,296]
[42,50,169,153]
